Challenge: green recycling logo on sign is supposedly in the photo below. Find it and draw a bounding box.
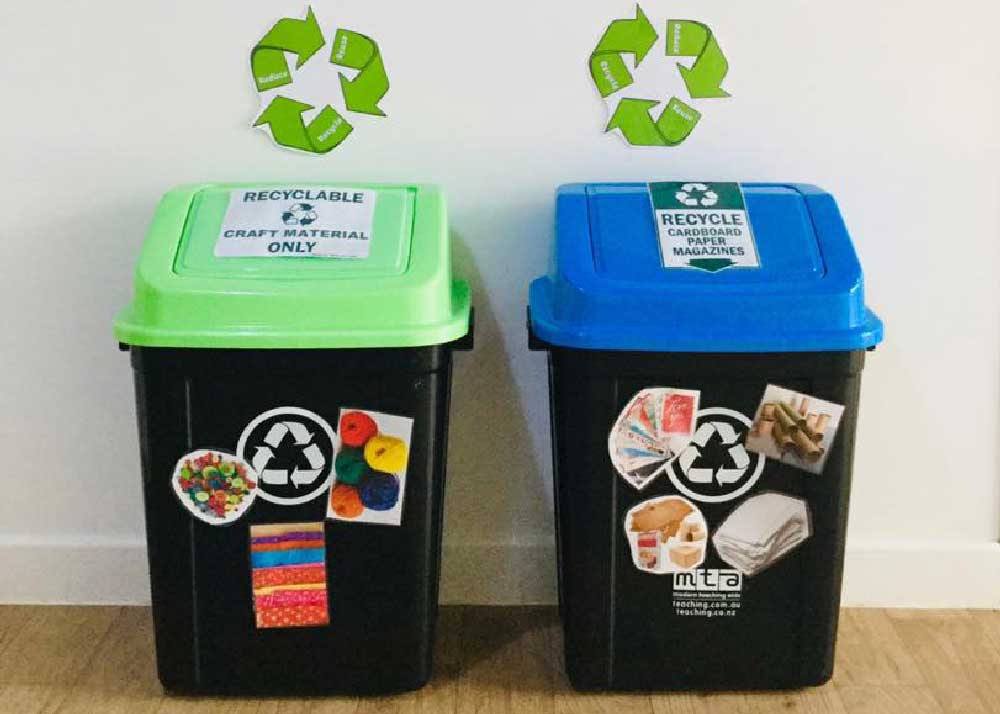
[250,7,389,154]
[589,5,730,147]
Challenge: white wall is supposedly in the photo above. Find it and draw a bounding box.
[0,0,997,607]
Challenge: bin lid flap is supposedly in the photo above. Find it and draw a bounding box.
[114,183,470,349]
[529,182,883,352]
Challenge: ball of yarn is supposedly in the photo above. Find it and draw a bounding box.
[364,435,408,473]
[340,411,379,448]
[335,448,367,486]
[359,470,401,511]
[329,484,364,519]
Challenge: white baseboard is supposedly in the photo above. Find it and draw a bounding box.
[0,537,997,608]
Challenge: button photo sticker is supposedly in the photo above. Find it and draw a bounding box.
[171,450,259,525]
[327,409,413,526]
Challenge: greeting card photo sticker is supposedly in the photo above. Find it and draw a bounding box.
[624,495,708,574]
[250,522,329,629]
[609,388,700,489]
[172,450,258,525]
[327,409,413,526]
[745,386,846,474]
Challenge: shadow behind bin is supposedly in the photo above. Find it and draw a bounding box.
[115,183,471,694]
[529,183,883,691]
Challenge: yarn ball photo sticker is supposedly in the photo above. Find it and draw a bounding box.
[624,495,708,574]
[745,385,845,475]
[327,409,413,526]
[609,387,700,490]
[171,450,258,525]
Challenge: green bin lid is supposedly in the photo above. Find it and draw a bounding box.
[114,183,470,349]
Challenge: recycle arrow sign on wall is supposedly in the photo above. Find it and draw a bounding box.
[590,5,731,148]
[250,7,389,155]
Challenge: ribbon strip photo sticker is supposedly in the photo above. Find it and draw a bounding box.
[609,388,700,489]
[745,385,846,474]
[327,409,413,526]
[624,495,708,574]
[250,522,329,628]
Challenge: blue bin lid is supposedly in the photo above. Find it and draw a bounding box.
[529,183,884,352]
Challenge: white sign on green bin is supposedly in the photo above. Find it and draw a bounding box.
[215,186,377,259]
[650,182,759,273]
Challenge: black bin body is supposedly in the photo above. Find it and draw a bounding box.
[542,346,864,690]
[131,345,457,694]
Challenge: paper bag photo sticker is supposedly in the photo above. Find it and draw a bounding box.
[250,522,329,629]
[623,495,708,574]
[745,385,845,475]
[609,388,701,490]
[328,409,414,526]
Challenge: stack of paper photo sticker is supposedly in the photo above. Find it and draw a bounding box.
[609,388,700,489]
[250,522,329,629]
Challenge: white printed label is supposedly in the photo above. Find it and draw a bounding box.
[649,182,760,273]
[215,186,377,259]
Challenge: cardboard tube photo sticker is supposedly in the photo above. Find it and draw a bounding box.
[745,385,845,475]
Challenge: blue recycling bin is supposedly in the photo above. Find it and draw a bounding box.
[528,182,883,690]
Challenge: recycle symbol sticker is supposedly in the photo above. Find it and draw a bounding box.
[250,7,389,154]
[237,406,339,505]
[674,183,719,207]
[666,407,765,503]
[589,5,731,147]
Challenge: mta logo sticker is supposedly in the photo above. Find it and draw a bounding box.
[237,407,338,505]
[666,407,764,503]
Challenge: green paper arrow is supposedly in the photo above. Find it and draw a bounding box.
[306,106,354,153]
[330,29,389,116]
[606,97,701,147]
[589,52,634,99]
[596,5,658,66]
[666,20,730,99]
[250,7,325,92]
[589,4,658,98]
[688,258,735,272]
[254,96,353,154]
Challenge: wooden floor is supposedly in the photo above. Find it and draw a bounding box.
[0,606,998,713]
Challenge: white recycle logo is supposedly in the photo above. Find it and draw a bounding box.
[675,182,719,207]
[677,420,750,485]
[237,406,338,506]
[252,420,326,488]
[667,407,765,503]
